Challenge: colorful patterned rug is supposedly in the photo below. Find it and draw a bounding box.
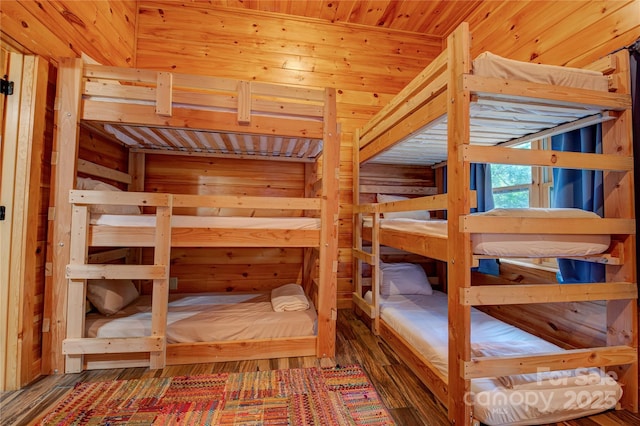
[38,364,395,425]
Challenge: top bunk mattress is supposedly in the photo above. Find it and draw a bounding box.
[367,290,622,425]
[363,208,610,257]
[85,291,317,343]
[473,51,609,91]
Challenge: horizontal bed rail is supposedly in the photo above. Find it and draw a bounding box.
[463,74,632,112]
[66,264,167,280]
[461,282,638,306]
[63,336,164,355]
[359,49,449,150]
[462,144,633,171]
[70,190,321,211]
[464,345,638,380]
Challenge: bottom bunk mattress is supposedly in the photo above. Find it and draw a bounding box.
[86,291,317,343]
[366,290,622,425]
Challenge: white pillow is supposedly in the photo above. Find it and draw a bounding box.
[271,283,310,312]
[86,279,140,315]
[376,194,430,220]
[76,177,141,215]
[379,262,432,296]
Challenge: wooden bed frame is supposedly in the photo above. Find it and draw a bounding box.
[48,58,340,373]
[352,22,637,425]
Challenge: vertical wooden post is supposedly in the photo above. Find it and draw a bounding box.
[446,22,473,425]
[237,80,251,125]
[352,129,362,304]
[302,162,317,295]
[603,50,637,412]
[44,57,83,374]
[371,212,380,335]
[65,205,89,373]
[127,152,145,274]
[316,88,339,358]
[150,201,172,369]
[155,72,173,117]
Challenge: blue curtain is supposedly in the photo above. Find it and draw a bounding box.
[551,124,604,283]
[444,163,499,275]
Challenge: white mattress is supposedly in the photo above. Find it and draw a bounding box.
[473,51,609,91]
[85,292,317,343]
[366,291,622,425]
[363,208,610,257]
[90,214,321,230]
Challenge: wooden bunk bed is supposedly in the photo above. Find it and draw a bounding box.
[49,58,340,373]
[352,22,636,425]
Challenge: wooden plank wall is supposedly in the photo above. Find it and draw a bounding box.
[0,0,137,67]
[141,154,310,294]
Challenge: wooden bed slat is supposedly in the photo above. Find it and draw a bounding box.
[70,190,171,206]
[359,49,448,147]
[166,336,317,365]
[461,282,637,306]
[352,248,375,264]
[463,74,631,111]
[77,159,133,185]
[63,336,164,355]
[464,345,638,380]
[66,264,167,280]
[463,144,633,171]
[172,194,321,210]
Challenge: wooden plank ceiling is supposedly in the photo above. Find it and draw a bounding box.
[215,0,484,37]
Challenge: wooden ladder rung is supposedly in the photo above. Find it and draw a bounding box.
[66,264,168,280]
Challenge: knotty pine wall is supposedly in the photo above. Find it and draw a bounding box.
[0,0,137,67]
[142,154,312,294]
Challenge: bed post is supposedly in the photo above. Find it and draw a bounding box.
[127,151,145,269]
[446,22,473,425]
[44,57,83,374]
[316,87,339,358]
[352,128,366,312]
[603,50,638,412]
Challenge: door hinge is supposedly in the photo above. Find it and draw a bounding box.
[0,206,5,221]
[1,75,14,96]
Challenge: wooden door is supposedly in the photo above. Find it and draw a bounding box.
[0,48,49,391]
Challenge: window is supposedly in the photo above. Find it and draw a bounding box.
[490,139,557,270]
[490,141,552,209]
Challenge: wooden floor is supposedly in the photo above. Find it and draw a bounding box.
[1,309,639,425]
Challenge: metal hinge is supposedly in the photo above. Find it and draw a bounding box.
[0,205,5,221]
[1,75,14,96]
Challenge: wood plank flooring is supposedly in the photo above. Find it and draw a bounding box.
[1,309,638,425]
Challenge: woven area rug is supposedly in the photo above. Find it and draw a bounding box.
[38,364,395,425]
